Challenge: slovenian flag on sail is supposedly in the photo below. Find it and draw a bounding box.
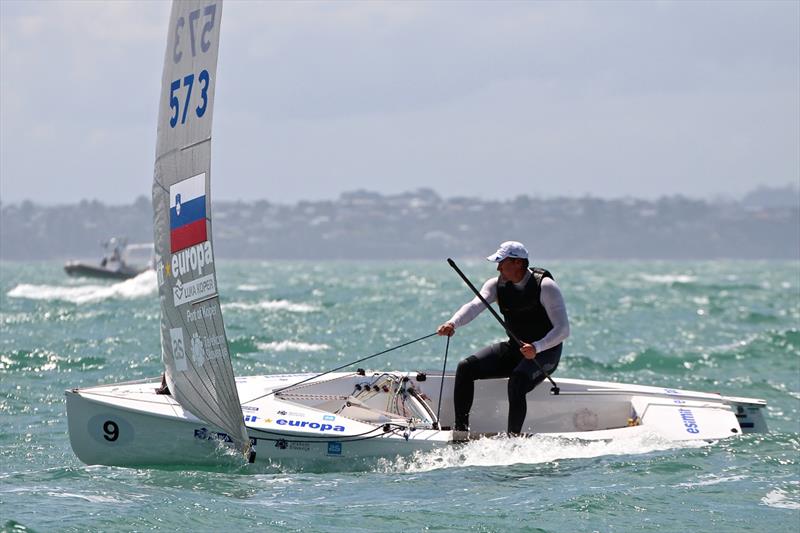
[169,173,207,253]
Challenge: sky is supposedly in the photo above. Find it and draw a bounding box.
[1,0,798,206]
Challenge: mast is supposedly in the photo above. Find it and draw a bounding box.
[152,0,249,453]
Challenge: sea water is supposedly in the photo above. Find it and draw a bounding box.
[1,260,798,532]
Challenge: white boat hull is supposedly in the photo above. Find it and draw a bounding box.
[66,371,767,468]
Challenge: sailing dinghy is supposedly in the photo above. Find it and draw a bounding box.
[65,0,768,468]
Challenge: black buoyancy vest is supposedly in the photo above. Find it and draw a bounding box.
[496,267,557,345]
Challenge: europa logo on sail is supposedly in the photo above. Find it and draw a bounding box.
[170,173,207,253]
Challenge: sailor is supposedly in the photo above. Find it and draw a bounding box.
[437,241,570,435]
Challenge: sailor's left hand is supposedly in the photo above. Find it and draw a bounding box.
[520,343,536,359]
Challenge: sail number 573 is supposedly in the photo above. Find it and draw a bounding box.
[173,4,217,64]
[169,70,210,128]
[169,3,217,128]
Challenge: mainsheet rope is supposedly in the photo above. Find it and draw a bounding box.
[242,331,439,404]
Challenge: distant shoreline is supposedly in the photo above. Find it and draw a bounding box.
[2,187,798,261]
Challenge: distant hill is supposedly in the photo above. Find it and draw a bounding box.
[741,184,800,209]
[1,187,798,261]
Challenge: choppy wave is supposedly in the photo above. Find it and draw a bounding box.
[236,284,265,292]
[227,337,261,354]
[380,431,708,473]
[568,350,692,375]
[45,491,136,504]
[0,348,107,374]
[223,300,319,313]
[256,341,330,352]
[6,270,156,304]
[1,260,797,531]
[568,326,799,374]
[674,474,749,488]
[761,486,800,509]
[640,274,698,284]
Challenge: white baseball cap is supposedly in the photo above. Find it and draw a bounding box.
[486,241,529,262]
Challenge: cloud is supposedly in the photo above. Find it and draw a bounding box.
[1,0,798,204]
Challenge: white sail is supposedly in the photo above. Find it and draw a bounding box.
[151,0,248,452]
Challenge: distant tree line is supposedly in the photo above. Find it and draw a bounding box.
[1,187,798,261]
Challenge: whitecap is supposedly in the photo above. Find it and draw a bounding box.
[640,274,697,284]
[46,491,131,503]
[761,488,800,509]
[7,270,156,304]
[256,341,330,352]
[674,474,748,488]
[236,284,264,292]
[223,300,319,313]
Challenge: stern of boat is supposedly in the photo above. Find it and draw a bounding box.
[460,377,769,441]
[723,395,769,433]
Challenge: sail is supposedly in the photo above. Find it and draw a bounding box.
[151,0,248,451]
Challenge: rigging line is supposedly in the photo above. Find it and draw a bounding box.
[435,335,450,429]
[242,332,438,404]
[410,388,438,423]
[79,391,185,407]
[78,376,157,389]
[269,367,379,397]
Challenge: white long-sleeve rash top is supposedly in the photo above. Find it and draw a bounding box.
[447,270,570,354]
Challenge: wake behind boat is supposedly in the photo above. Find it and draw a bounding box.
[64,238,153,280]
[65,0,768,468]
